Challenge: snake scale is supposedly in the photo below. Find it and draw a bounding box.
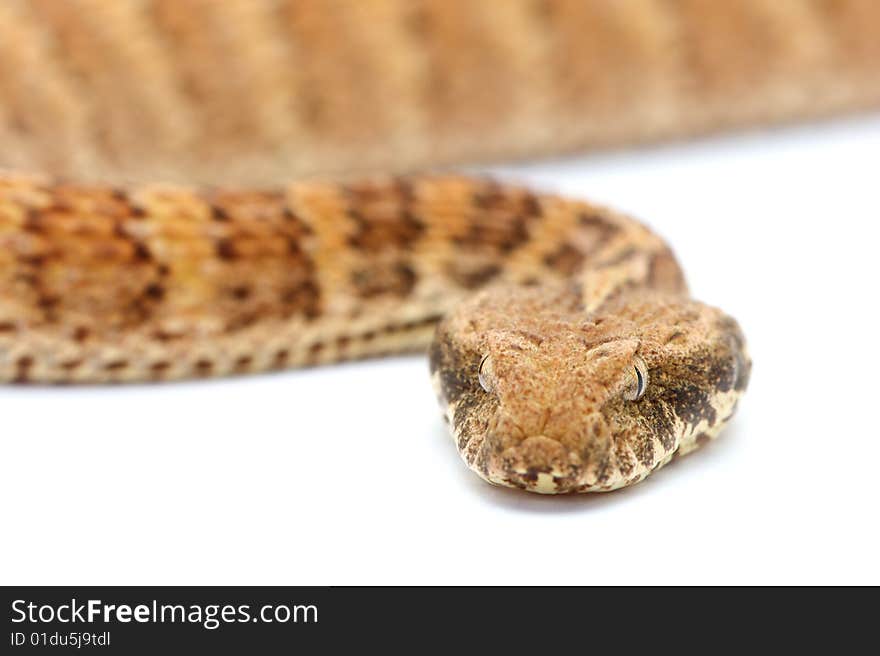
[1,0,878,493]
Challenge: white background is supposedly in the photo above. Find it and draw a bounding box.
[2,115,878,585]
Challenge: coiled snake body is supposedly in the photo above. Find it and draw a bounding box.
[0,174,750,493]
[5,0,879,493]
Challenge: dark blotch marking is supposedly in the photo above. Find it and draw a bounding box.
[282,207,310,229]
[132,242,152,262]
[195,359,214,375]
[280,280,320,320]
[230,285,251,301]
[153,329,185,342]
[144,283,165,301]
[429,334,474,406]
[37,295,60,310]
[19,254,46,268]
[346,208,425,253]
[24,209,46,233]
[543,243,585,275]
[450,263,501,289]
[150,361,171,375]
[14,356,34,382]
[104,360,128,372]
[285,235,303,256]
[522,469,540,483]
[472,182,507,211]
[20,254,49,272]
[225,313,259,332]
[661,380,717,433]
[351,262,417,299]
[111,218,156,268]
[34,294,60,323]
[273,349,290,368]
[211,205,231,222]
[0,322,15,333]
[215,239,237,261]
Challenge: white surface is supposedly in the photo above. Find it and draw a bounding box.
[2,116,879,585]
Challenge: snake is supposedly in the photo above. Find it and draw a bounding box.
[2,173,749,494]
[1,0,878,493]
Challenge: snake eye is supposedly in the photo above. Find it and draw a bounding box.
[623,356,648,401]
[478,354,494,393]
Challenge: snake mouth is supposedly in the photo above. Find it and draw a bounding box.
[477,434,599,494]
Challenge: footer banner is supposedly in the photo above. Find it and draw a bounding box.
[1,586,868,651]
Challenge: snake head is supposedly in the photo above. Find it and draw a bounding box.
[430,285,750,493]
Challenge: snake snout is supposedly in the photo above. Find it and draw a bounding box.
[482,434,587,494]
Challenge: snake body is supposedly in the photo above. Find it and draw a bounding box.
[1,0,879,187]
[2,0,877,492]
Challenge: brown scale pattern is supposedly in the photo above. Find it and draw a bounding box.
[0,174,645,384]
